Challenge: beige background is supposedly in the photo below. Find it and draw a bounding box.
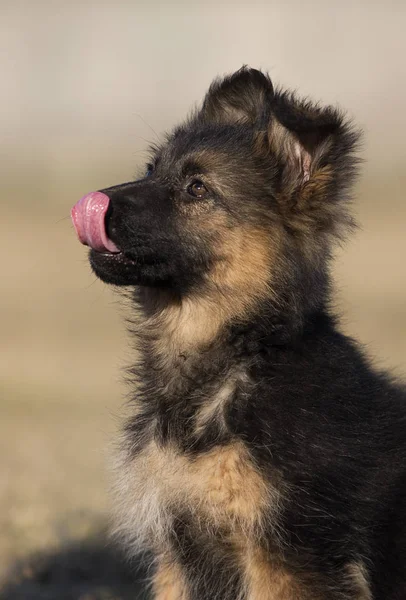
[1,1,405,597]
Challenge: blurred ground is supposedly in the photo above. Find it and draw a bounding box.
[1,1,405,598]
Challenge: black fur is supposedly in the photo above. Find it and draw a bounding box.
[81,67,406,599]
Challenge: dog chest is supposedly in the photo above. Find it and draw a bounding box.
[112,438,273,554]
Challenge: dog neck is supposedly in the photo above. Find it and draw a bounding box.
[135,288,226,365]
[131,285,309,396]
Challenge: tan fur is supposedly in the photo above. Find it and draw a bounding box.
[112,440,278,558]
[346,562,372,600]
[242,547,311,600]
[298,165,332,208]
[149,295,223,361]
[135,288,225,394]
[208,224,278,316]
[185,208,278,328]
[137,221,278,381]
[267,120,341,240]
[152,559,189,600]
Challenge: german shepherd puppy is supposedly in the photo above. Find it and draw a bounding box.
[71,67,406,599]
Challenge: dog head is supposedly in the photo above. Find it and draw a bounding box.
[72,67,360,331]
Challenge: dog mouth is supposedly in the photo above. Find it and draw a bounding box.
[71,188,189,287]
[71,191,143,276]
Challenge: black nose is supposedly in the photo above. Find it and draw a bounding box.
[101,180,156,209]
[101,180,142,201]
[99,179,172,244]
[101,179,171,213]
[100,181,148,239]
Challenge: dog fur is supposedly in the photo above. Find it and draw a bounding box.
[82,67,406,599]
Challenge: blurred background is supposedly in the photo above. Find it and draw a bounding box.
[1,1,405,598]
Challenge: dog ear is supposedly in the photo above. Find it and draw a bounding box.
[265,91,361,241]
[199,66,273,125]
[200,68,360,241]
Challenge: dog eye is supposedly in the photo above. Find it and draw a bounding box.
[145,163,154,177]
[187,180,208,199]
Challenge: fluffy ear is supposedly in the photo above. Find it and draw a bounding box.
[199,66,274,125]
[199,67,360,241]
[266,90,361,241]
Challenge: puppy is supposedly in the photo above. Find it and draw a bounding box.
[71,67,406,599]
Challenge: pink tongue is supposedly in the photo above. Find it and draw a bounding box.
[71,192,119,253]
